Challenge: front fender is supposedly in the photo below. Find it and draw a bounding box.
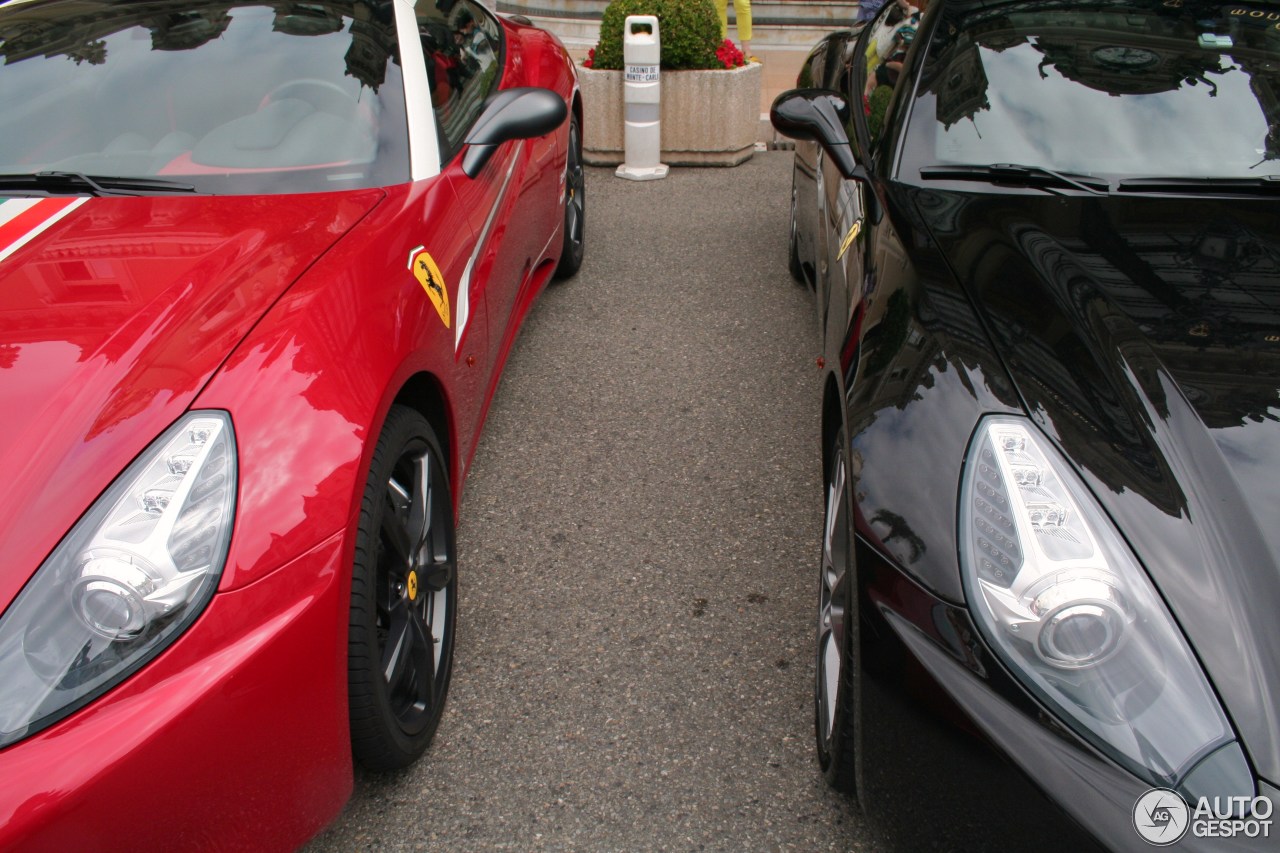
[837,185,1022,604]
[195,182,472,592]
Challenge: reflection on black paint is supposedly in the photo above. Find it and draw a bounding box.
[910,179,1280,516]
[863,289,913,378]
[870,507,927,564]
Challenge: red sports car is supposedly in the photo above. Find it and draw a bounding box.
[0,0,582,849]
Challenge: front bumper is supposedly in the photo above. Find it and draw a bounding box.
[0,534,352,853]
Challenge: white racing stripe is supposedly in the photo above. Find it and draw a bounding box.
[455,141,523,354]
[0,197,88,264]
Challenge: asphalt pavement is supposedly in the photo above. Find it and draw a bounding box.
[305,151,886,852]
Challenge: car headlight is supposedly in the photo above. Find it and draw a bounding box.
[0,412,236,748]
[960,416,1252,800]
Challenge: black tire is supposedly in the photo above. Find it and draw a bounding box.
[349,405,457,771]
[788,172,806,285]
[816,428,858,792]
[554,112,585,280]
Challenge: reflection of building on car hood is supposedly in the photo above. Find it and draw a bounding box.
[0,3,398,88]
[0,1,410,193]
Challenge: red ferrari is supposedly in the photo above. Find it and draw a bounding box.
[0,0,582,849]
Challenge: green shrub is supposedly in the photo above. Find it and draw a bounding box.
[593,0,654,70]
[591,0,721,71]
[867,85,893,140]
[658,0,721,70]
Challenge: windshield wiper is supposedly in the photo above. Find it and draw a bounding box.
[919,163,1110,195]
[1117,175,1280,195]
[0,171,198,197]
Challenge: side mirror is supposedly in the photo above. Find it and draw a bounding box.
[770,88,859,177]
[462,87,568,178]
[771,88,881,222]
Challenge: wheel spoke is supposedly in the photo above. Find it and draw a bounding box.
[568,129,581,172]
[408,607,439,713]
[407,452,432,562]
[381,597,438,718]
[381,598,412,687]
[566,129,584,246]
[428,589,449,671]
[566,200,583,246]
[381,481,413,565]
[818,449,850,745]
[421,556,454,593]
[825,567,846,650]
[419,453,453,591]
[821,629,841,736]
[822,458,846,569]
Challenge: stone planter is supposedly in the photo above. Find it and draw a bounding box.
[579,62,762,167]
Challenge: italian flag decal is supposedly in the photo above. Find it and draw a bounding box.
[0,196,88,265]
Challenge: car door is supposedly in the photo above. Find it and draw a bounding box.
[417,0,554,380]
[791,38,830,299]
[816,27,874,351]
[828,1,921,363]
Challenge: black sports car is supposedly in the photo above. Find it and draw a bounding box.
[772,1,1280,850]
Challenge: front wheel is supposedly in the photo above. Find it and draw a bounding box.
[348,405,457,771]
[554,112,585,280]
[816,428,858,792]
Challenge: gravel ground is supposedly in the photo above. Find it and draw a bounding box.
[305,151,885,853]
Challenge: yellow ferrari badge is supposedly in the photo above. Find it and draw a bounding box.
[837,219,863,260]
[408,245,450,329]
[407,570,419,602]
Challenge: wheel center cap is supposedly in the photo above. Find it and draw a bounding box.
[407,570,419,602]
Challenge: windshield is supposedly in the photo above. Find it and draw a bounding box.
[901,1,1280,182]
[0,0,409,194]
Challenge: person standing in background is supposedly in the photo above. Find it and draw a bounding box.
[856,0,887,23]
[713,0,754,62]
[864,0,925,100]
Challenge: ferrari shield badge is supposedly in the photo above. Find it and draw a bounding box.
[408,245,450,329]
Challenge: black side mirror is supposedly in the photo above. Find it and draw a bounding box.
[462,87,568,178]
[770,88,859,177]
[771,87,881,222]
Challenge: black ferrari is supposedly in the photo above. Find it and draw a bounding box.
[772,1,1280,850]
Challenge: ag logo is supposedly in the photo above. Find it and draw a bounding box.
[408,245,450,329]
[1134,788,1190,845]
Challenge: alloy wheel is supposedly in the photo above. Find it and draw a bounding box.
[376,439,454,735]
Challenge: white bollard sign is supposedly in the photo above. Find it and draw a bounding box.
[616,15,668,181]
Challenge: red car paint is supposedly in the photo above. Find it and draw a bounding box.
[0,6,580,850]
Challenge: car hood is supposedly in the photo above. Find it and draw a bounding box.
[0,191,381,614]
[914,188,1280,784]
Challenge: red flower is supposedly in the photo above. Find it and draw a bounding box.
[583,46,595,69]
[715,38,744,69]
